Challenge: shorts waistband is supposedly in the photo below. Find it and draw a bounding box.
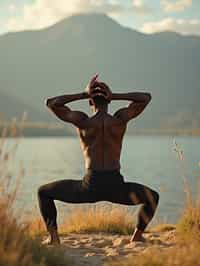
[86,169,120,175]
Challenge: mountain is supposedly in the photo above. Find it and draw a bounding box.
[0,90,47,121]
[0,13,200,131]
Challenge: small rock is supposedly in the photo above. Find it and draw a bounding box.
[85,252,96,257]
[150,233,160,238]
[124,241,146,249]
[95,239,112,247]
[106,248,119,257]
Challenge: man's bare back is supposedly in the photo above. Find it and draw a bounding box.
[78,111,126,170]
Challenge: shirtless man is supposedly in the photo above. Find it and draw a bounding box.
[38,74,159,244]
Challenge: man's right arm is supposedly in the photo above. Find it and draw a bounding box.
[112,92,152,123]
[46,74,99,128]
[46,93,89,128]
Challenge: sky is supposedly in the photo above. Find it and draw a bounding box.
[0,0,200,36]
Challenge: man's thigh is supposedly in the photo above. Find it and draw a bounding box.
[105,182,155,206]
[40,179,98,203]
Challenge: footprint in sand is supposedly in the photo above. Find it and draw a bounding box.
[80,238,91,244]
[112,237,130,247]
[124,241,147,249]
[95,239,113,248]
[64,235,77,240]
[105,247,119,257]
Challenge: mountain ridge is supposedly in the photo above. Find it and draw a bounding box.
[0,13,199,132]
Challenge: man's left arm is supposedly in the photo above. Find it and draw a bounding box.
[112,92,152,123]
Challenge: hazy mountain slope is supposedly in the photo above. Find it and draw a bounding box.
[0,13,199,129]
[0,90,48,121]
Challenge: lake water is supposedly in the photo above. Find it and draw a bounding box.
[8,136,200,225]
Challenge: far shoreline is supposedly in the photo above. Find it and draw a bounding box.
[1,121,200,137]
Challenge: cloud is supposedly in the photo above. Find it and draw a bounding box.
[132,0,152,14]
[161,0,192,13]
[5,0,152,32]
[6,0,93,31]
[8,4,17,13]
[142,17,200,35]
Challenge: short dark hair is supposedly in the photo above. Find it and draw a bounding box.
[89,95,109,106]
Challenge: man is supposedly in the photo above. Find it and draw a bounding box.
[38,74,159,245]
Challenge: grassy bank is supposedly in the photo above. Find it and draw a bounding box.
[28,205,135,237]
[0,199,70,266]
[0,125,71,266]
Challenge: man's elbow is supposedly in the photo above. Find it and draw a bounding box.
[45,98,55,109]
[145,93,152,104]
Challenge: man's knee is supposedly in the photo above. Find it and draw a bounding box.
[153,190,159,205]
[150,190,159,209]
[38,184,49,198]
[144,188,159,207]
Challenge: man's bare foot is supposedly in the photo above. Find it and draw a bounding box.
[130,228,146,242]
[42,229,61,245]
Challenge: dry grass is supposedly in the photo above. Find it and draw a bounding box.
[60,206,135,235]
[176,185,200,241]
[27,209,176,237]
[105,242,200,266]
[174,140,200,242]
[27,205,135,236]
[26,216,46,237]
[0,120,70,266]
[148,223,176,233]
[0,199,69,266]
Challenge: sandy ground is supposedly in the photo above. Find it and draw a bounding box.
[55,229,177,266]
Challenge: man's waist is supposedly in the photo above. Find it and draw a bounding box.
[87,168,120,175]
[85,160,121,172]
[84,168,124,186]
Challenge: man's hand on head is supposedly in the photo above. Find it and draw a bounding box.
[96,82,112,102]
[85,75,112,102]
[85,73,99,96]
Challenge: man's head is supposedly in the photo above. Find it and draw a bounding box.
[89,82,111,111]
